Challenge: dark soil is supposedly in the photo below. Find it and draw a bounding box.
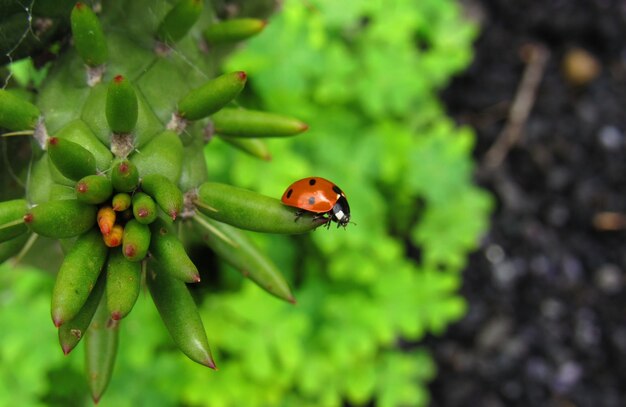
[429,1,626,406]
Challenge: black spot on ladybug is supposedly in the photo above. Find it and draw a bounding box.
[308,178,316,186]
[308,196,315,205]
[332,185,342,195]
[286,189,293,198]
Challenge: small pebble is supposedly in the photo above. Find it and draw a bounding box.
[562,47,601,86]
[486,244,506,264]
[597,125,624,151]
[552,361,583,393]
[594,264,623,294]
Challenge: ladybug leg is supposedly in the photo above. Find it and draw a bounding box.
[308,213,331,230]
[293,209,305,222]
[313,213,331,229]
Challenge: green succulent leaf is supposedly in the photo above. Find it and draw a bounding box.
[196,182,327,233]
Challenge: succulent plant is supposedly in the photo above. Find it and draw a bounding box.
[0,0,318,401]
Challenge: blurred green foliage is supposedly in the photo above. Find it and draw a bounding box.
[190,0,491,406]
[0,0,491,405]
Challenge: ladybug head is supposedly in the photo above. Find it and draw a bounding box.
[330,195,351,228]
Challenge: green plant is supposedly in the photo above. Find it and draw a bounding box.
[0,0,318,403]
[1,0,492,406]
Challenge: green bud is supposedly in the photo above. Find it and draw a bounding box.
[47,136,97,181]
[218,136,271,161]
[131,192,157,224]
[111,192,131,212]
[211,108,308,138]
[70,2,108,67]
[195,214,295,303]
[203,18,267,44]
[81,82,163,148]
[0,89,40,131]
[149,219,199,283]
[177,71,247,121]
[147,260,216,369]
[131,130,183,183]
[106,249,141,320]
[55,120,113,171]
[122,219,150,262]
[24,200,97,238]
[0,199,28,243]
[85,293,119,404]
[51,228,108,326]
[75,175,113,204]
[156,0,203,43]
[58,272,106,355]
[141,174,183,220]
[111,159,139,192]
[195,182,327,234]
[106,75,138,134]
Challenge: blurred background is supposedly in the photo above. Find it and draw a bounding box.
[1,0,625,406]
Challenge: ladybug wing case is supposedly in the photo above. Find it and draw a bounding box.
[282,189,334,213]
[281,178,336,213]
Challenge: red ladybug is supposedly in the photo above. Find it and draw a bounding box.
[281,177,351,228]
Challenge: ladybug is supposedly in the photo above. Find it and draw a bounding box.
[281,177,351,228]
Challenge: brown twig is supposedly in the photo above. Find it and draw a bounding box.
[482,43,550,170]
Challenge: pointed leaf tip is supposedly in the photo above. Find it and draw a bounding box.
[204,358,218,370]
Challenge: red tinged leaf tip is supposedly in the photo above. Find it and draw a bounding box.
[113,74,124,83]
[204,358,218,370]
[299,123,309,132]
[111,311,122,321]
[23,213,33,223]
[169,210,178,220]
[118,161,129,174]
[124,244,136,258]
[137,208,149,218]
[77,182,88,193]
[260,20,268,28]
[193,275,201,283]
[48,137,59,146]
[53,315,64,328]
[62,344,72,356]
[75,2,84,10]
[237,71,247,81]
